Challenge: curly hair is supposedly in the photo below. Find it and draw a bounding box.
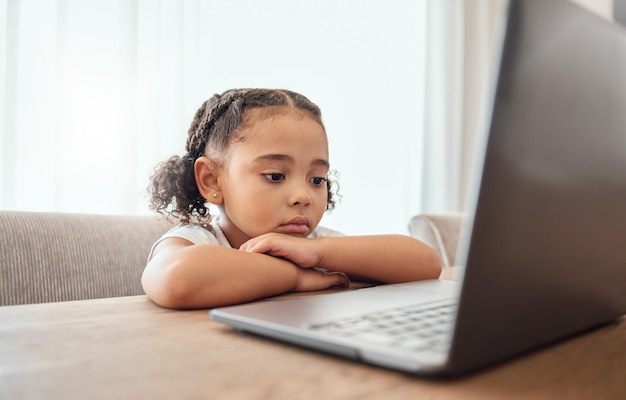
[148,88,339,225]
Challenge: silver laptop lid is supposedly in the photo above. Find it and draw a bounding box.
[447,0,626,375]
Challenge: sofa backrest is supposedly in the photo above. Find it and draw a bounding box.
[408,213,464,268]
[0,211,170,306]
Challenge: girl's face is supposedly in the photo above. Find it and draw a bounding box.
[215,110,330,248]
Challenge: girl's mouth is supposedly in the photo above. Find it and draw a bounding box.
[278,216,310,234]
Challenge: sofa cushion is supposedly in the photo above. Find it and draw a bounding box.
[408,213,465,268]
[0,211,170,306]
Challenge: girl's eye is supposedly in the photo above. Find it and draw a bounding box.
[264,173,285,182]
[310,177,327,186]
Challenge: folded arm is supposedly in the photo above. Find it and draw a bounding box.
[142,238,349,309]
[143,234,442,310]
[241,234,443,284]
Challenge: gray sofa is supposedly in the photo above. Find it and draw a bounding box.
[0,211,170,306]
[0,211,463,306]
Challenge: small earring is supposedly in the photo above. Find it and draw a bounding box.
[213,193,217,198]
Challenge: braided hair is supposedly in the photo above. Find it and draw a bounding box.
[148,88,339,225]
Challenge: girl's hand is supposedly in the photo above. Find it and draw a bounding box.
[239,233,322,268]
[241,233,350,292]
[292,268,350,292]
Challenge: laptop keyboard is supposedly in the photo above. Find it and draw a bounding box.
[308,299,457,354]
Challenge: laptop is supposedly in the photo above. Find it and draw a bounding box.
[210,0,626,377]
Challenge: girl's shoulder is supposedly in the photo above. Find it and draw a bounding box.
[162,222,231,247]
[147,221,230,261]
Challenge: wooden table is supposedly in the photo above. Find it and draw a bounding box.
[1,267,624,399]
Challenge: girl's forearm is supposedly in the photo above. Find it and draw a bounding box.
[315,235,442,283]
[143,244,300,309]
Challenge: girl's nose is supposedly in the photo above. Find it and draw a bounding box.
[289,183,312,207]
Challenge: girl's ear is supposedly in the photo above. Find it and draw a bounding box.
[194,156,223,205]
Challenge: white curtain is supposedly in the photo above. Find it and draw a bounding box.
[460,0,509,210]
[1,0,492,235]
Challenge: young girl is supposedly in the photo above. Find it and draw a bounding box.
[142,88,442,309]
